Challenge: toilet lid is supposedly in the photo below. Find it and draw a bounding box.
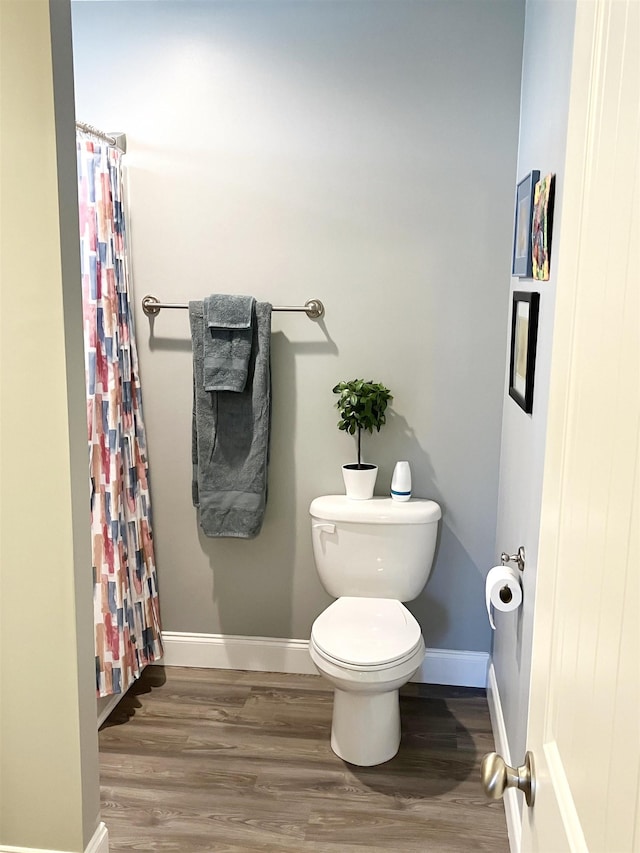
[311,597,422,667]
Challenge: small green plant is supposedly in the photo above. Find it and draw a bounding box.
[333,379,393,469]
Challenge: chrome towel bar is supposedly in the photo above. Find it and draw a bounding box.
[141,295,324,320]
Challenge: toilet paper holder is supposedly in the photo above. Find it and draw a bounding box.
[500,546,526,573]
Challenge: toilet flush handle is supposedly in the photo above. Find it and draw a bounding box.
[313,522,336,534]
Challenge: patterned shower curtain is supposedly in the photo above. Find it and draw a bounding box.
[77,137,163,697]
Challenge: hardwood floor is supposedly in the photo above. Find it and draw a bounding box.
[99,666,508,852]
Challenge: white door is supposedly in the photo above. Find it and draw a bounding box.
[521,0,639,849]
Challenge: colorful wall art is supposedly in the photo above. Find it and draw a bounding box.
[532,173,555,281]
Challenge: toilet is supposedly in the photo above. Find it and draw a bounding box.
[309,495,441,766]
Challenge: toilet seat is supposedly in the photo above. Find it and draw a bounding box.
[310,637,423,673]
[311,597,423,670]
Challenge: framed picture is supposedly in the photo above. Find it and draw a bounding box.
[512,170,540,277]
[509,291,540,414]
[532,173,556,281]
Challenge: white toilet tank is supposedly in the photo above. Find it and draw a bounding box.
[309,495,441,601]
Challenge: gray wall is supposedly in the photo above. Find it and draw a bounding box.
[71,0,524,655]
[493,0,576,785]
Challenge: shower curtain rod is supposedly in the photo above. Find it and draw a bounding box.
[141,295,325,320]
[75,120,126,152]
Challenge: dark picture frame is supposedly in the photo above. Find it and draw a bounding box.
[512,170,540,277]
[509,291,540,414]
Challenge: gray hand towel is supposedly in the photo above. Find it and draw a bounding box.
[203,294,256,392]
[189,300,272,538]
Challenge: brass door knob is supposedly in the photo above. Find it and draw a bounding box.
[481,751,536,807]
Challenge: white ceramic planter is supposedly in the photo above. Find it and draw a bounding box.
[342,464,378,500]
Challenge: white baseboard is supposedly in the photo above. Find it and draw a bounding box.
[414,647,488,688]
[97,693,122,729]
[0,821,108,853]
[97,663,154,729]
[487,662,521,853]
[155,631,318,674]
[85,824,108,853]
[154,631,489,689]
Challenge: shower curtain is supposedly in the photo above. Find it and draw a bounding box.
[77,136,163,697]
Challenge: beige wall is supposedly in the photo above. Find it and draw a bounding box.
[0,1,100,849]
[71,0,525,656]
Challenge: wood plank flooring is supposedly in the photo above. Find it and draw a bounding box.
[99,666,508,852]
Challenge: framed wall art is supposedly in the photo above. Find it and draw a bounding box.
[512,170,539,277]
[509,290,540,414]
[532,173,556,281]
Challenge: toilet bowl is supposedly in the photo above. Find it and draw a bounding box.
[308,496,441,766]
[310,596,425,765]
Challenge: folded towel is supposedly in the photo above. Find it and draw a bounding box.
[189,300,272,538]
[203,294,256,392]
[205,294,255,329]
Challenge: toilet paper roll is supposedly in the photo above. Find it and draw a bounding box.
[485,565,522,629]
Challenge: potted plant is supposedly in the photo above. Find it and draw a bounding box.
[333,379,393,500]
